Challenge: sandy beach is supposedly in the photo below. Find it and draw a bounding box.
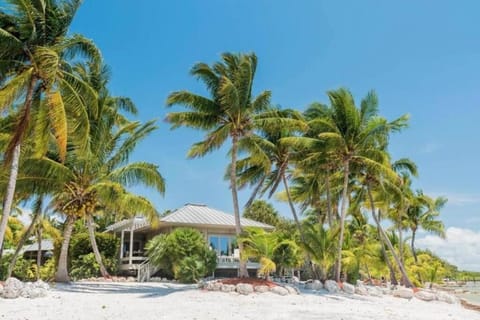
[1,282,479,320]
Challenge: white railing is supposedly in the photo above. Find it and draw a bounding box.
[136,259,159,282]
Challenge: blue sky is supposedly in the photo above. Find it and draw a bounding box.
[68,1,480,267]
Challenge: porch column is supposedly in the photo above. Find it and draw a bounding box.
[129,219,134,266]
[119,230,125,260]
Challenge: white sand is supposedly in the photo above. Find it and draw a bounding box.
[1,282,479,320]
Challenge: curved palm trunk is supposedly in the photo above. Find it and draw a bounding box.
[411,229,418,263]
[325,169,334,228]
[367,185,413,287]
[86,215,109,278]
[0,77,36,255]
[335,160,350,282]
[377,217,398,285]
[0,143,21,255]
[281,174,305,242]
[398,225,406,284]
[55,216,75,283]
[7,209,42,278]
[36,228,42,280]
[230,135,249,277]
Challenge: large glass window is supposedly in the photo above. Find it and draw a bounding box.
[208,235,235,256]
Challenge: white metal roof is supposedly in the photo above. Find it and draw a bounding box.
[161,203,274,229]
[105,204,274,232]
[105,217,150,232]
[21,239,54,253]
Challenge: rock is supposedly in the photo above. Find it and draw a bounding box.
[356,280,364,287]
[436,291,458,304]
[393,287,414,299]
[126,277,136,282]
[304,280,314,290]
[206,281,222,291]
[312,280,323,291]
[254,285,270,293]
[236,283,254,295]
[34,280,49,291]
[324,280,340,293]
[380,288,392,295]
[270,286,289,296]
[367,286,383,297]
[20,282,34,298]
[221,284,236,293]
[355,285,369,296]
[342,282,355,294]
[2,278,24,299]
[415,290,436,301]
[291,276,300,285]
[284,285,299,295]
[0,283,3,295]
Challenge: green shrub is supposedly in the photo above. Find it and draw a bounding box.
[146,228,217,283]
[70,232,119,261]
[174,256,206,283]
[0,254,37,281]
[70,253,99,280]
[69,232,119,277]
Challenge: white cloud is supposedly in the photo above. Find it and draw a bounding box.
[416,227,480,271]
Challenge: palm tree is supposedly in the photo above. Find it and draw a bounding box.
[305,88,408,282]
[0,0,100,253]
[166,52,276,277]
[234,108,307,241]
[301,223,339,281]
[19,63,165,282]
[406,192,446,263]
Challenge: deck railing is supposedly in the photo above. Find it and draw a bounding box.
[136,259,159,282]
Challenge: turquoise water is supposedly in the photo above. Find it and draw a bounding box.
[455,282,480,304]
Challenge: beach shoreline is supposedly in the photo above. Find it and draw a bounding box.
[1,281,479,320]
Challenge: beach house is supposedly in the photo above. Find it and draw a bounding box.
[105,203,274,281]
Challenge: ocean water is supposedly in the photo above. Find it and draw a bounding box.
[455,281,480,304]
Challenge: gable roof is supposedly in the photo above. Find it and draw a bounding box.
[105,203,275,232]
[21,239,54,253]
[161,203,274,229]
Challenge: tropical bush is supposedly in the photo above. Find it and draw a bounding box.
[146,228,217,283]
[68,232,119,279]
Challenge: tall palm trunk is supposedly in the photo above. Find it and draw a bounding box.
[282,173,320,279]
[36,228,42,280]
[0,77,37,254]
[86,214,109,278]
[230,134,248,277]
[55,216,75,283]
[398,225,406,284]
[282,174,305,242]
[377,215,398,285]
[411,228,418,263]
[367,185,413,287]
[7,209,42,278]
[335,160,349,282]
[325,169,333,227]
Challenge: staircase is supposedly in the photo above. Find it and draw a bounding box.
[136,259,159,282]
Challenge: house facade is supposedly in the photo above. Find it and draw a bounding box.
[105,203,274,281]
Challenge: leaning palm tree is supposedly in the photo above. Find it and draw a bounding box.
[20,63,165,282]
[0,0,100,253]
[304,88,409,282]
[235,108,307,241]
[166,52,276,277]
[406,191,446,263]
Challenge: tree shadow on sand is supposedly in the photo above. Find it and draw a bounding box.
[53,282,197,298]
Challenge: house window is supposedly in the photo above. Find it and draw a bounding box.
[208,235,235,256]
